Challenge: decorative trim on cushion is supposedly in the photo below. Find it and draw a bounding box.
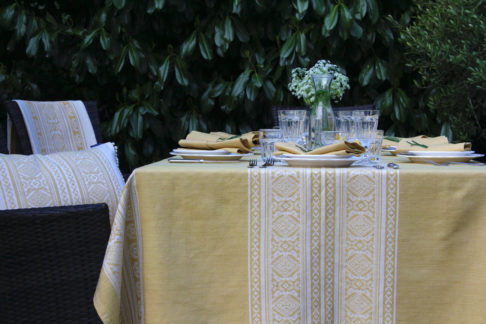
[0,143,125,221]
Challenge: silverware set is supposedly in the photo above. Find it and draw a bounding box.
[248,158,276,168]
[247,159,258,168]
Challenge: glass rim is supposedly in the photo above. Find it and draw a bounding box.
[259,128,281,132]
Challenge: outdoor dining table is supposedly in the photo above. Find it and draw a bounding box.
[94,155,486,324]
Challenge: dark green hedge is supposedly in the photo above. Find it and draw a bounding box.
[0,0,432,171]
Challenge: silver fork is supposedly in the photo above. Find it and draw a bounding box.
[248,159,257,168]
[260,157,275,168]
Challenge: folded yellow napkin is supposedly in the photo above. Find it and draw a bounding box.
[178,131,252,153]
[274,141,365,156]
[382,135,449,148]
[210,131,259,147]
[394,136,471,154]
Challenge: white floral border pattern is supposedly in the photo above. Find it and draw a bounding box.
[249,167,399,323]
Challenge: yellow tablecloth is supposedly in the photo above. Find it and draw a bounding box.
[94,156,486,323]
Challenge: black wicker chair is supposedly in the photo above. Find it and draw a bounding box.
[0,203,110,324]
[5,100,102,155]
[271,104,375,127]
[0,123,8,154]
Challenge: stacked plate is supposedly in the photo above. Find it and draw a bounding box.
[170,148,249,162]
[279,154,359,168]
[397,150,484,163]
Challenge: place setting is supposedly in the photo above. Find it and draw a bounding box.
[168,130,257,163]
[260,107,388,169]
[385,135,485,165]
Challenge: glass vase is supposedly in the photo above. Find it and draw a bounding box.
[310,74,336,148]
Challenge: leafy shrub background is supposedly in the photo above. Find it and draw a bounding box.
[398,0,486,153]
[0,0,448,172]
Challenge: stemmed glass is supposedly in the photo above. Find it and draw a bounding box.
[352,110,380,166]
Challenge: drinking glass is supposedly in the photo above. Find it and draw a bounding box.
[259,128,281,161]
[335,111,356,141]
[278,110,309,145]
[353,110,380,166]
[369,130,384,162]
[319,131,345,146]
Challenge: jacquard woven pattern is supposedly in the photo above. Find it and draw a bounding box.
[94,174,144,324]
[249,167,399,323]
[13,100,97,154]
[0,142,125,220]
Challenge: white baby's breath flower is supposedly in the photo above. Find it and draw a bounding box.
[288,59,350,105]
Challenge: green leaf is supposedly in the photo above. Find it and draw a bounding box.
[209,82,226,97]
[375,88,393,115]
[251,73,263,88]
[124,140,138,168]
[232,17,250,42]
[154,0,166,9]
[366,0,379,23]
[81,29,98,49]
[224,16,234,42]
[113,0,126,10]
[16,11,27,38]
[297,32,307,55]
[324,5,339,31]
[174,57,189,86]
[311,0,325,16]
[99,29,110,50]
[246,83,258,101]
[98,10,107,26]
[2,3,16,23]
[158,56,171,84]
[378,25,394,46]
[231,69,250,97]
[232,0,241,14]
[181,31,197,57]
[280,32,296,59]
[214,24,225,47]
[358,61,374,86]
[356,0,367,19]
[26,34,41,57]
[40,31,50,52]
[128,44,140,68]
[115,46,128,74]
[263,80,276,99]
[350,21,363,38]
[393,88,409,121]
[86,55,97,74]
[130,111,143,139]
[147,1,156,14]
[340,5,352,28]
[296,0,309,14]
[198,32,213,60]
[375,58,388,80]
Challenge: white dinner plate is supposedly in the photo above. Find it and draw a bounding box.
[397,153,484,163]
[280,154,354,159]
[170,151,249,161]
[172,148,230,155]
[408,150,475,157]
[280,156,359,168]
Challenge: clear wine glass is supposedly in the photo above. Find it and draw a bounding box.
[352,110,380,166]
